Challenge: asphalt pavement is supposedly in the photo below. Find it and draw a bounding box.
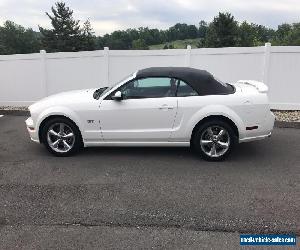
[0,115,299,249]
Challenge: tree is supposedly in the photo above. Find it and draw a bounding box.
[80,19,96,51]
[132,38,148,49]
[271,23,300,45]
[198,20,208,38]
[0,20,41,55]
[126,28,139,42]
[106,30,131,49]
[165,23,198,41]
[276,23,292,42]
[3,8,300,54]
[254,25,275,45]
[196,39,205,48]
[39,2,82,52]
[279,23,300,45]
[205,12,238,47]
[237,21,257,47]
[136,27,162,45]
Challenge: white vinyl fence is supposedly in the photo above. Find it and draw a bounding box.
[0,43,299,110]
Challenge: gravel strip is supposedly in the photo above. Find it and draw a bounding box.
[0,106,299,122]
[272,110,300,122]
[0,106,28,111]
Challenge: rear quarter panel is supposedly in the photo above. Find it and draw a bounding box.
[172,90,270,142]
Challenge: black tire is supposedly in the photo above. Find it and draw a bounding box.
[41,117,83,156]
[191,119,237,161]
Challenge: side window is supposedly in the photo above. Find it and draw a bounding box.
[176,80,198,97]
[117,77,177,99]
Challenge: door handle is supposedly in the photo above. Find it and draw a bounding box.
[159,104,174,110]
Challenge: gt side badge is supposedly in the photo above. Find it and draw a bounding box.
[87,120,94,124]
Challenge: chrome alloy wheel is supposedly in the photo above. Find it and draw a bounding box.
[200,125,230,158]
[46,123,75,153]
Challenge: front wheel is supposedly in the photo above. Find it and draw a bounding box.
[192,120,237,161]
[41,117,82,156]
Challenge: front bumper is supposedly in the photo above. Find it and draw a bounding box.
[25,117,40,143]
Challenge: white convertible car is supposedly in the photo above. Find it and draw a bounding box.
[26,67,275,161]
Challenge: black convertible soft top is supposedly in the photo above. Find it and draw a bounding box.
[136,67,233,95]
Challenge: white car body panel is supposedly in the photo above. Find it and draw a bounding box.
[26,73,275,147]
[98,97,178,141]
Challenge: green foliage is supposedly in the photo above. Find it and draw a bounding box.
[132,39,148,49]
[198,21,208,39]
[196,38,205,48]
[39,2,82,52]
[150,39,202,49]
[38,1,98,52]
[205,12,238,47]
[237,21,257,47]
[0,21,41,54]
[166,23,198,41]
[275,24,292,42]
[163,43,174,49]
[272,23,300,46]
[80,19,96,51]
[102,30,132,49]
[1,4,300,55]
[284,23,300,45]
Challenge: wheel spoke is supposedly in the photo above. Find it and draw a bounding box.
[217,141,229,149]
[51,140,60,148]
[49,129,59,137]
[201,139,213,145]
[59,123,65,134]
[63,140,71,151]
[217,129,225,139]
[63,132,74,139]
[209,144,217,156]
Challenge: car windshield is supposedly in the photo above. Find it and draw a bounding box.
[93,73,135,99]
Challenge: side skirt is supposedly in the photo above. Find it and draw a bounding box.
[83,141,190,147]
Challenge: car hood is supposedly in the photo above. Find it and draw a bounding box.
[29,88,96,112]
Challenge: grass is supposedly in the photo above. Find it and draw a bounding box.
[149,38,201,50]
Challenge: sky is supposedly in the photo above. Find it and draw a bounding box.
[0,0,299,35]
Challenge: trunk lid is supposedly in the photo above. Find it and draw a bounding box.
[235,80,268,93]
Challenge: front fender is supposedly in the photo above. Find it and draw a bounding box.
[36,106,84,136]
[185,105,246,139]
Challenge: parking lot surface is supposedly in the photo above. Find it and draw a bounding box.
[0,115,299,249]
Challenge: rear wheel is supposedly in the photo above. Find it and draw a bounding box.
[41,117,82,156]
[192,119,237,161]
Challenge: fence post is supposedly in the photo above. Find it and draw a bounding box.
[40,50,48,97]
[263,42,271,85]
[104,47,110,85]
[185,45,191,67]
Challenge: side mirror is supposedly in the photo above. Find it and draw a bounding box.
[111,91,123,101]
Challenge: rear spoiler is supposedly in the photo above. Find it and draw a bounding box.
[237,80,268,93]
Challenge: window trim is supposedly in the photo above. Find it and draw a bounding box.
[105,76,174,100]
[105,76,199,100]
[175,79,199,97]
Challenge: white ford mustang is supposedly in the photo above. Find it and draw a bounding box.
[26,67,275,161]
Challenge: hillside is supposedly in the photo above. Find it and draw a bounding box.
[149,38,201,50]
